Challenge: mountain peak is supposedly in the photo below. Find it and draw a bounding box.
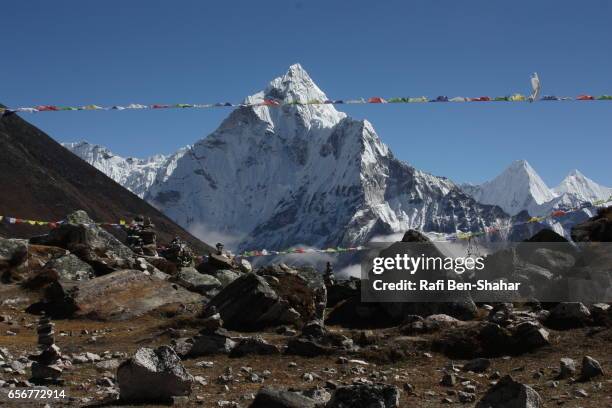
[467,160,556,215]
[554,169,612,202]
[262,64,328,103]
[507,159,533,172]
[567,169,584,178]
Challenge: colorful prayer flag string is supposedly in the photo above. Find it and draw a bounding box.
[2,195,611,257]
[2,94,611,116]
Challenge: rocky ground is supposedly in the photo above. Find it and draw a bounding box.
[0,209,611,407]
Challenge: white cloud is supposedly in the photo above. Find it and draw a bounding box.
[188,222,245,251]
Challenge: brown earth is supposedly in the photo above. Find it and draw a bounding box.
[0,284,610,407]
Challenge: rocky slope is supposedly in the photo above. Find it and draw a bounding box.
[0,106,210,252]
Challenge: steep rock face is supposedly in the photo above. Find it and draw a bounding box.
[63,141,188,198]
[144,64,507,250]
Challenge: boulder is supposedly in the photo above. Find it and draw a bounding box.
[230,336,280,358]
[580,355,604,380]
[188,328,236,357]
[238,258,252,273]
[212,269,241,287]
[117,346,193,403]
[286,320,355,357]
[261,265,327,322]
[326,278,360,308]
[250,387,319,408]
[326,384,400,408]
[197,253,236,274]
[173,267,222,295]
[0,238,29,282]
[208,273,300,331]
[41,254,94,281]
[30,210,133,259]
[476,375,542,408]
[40,269,201,320]
[462,358,491,373]
[546,302,592,329]
[402,314,463,334]
[512,322,550,351]
[558,358,576,379]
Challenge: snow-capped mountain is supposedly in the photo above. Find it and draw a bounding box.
[461,160,557,217]
[63,141,188,198]
[461,161,611,217]
[553,169,612,202]
[142,64,508,250]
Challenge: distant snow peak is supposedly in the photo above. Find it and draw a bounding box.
[554,169,612,202]
[63,141,188,198]
[461,160,611,218]
[466,160,555,216]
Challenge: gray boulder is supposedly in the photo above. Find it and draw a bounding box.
[558,358,576,379]
[326,384,400,408]
[230,336,280,358]
[174,267,222,295]
[208,273,300,331]
[580,355,604,380]
[31,210,133,259]
[41,269,201,320]
[546,302,592,329]
[250,387,319,408]
[188,328,236,357]
[476,375,542,408]
[238,258,252,273]
[212,269,241,287]
[462,358,491,373]
[42,254,94,281]
[0,238,29,281]
[117,346,193,403]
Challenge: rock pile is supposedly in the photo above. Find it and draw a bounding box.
[162,236,195,268]
[29,314,65,384]
[125,215,158,256]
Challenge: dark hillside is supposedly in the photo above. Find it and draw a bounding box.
[0,107,212,253]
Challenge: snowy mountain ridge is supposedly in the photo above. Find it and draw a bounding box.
[63,141,188,198]
[65,65,609,249]
[144,64,509,250]
[460,160,611,217]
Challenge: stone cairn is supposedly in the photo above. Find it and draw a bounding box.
[164,236,194,268]
[29,313,64,384]
[125,215,158,256]
[324,261,336,286]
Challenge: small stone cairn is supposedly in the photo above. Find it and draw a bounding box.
[29,314,65,384]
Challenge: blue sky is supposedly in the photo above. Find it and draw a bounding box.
[1,0,611,186]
